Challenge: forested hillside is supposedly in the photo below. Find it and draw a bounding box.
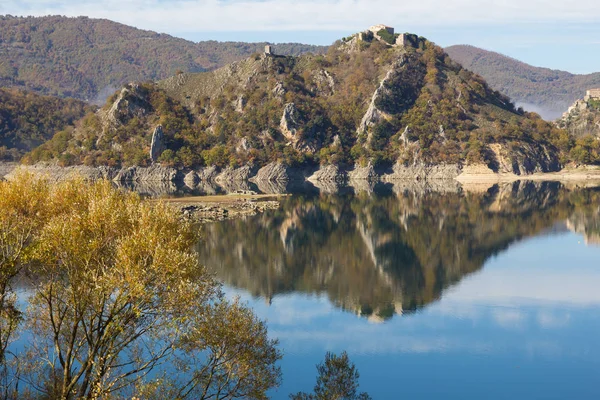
[445,45,600,120]
[0,15,327,102]
[0,88,92,161]
[28,31,573,172]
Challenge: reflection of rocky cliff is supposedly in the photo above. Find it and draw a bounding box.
[566,188,600,245]
[197,182,599,321]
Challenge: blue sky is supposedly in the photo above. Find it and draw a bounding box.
[3,0,600,74]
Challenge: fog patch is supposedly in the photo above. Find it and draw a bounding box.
[92,84,119,106]
[515,102,564,121]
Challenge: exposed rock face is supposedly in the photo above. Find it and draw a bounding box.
[357,56,410,144]
[357,87,384,140]
[252,162,307,182]
[196,166,220,181]
[113,165,180,182]
[558,97,600,139]
[307,164,346,182]
[280,103,299,142]
[348,163,379,181]
[253,162,289,182]
[235,137,250,153]
[99,83,150,129]
[6,163,118,182]
[235,95,246,113]
[272,82,285,97]
[313,69,336,95]
[95,83,153,148]
[382,163,462,181]
[488,143,560,175]
[184,171,199,188]
[215,166,255,182]
[150,125,165,163]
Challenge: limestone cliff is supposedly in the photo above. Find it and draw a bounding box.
[558,96,600,139]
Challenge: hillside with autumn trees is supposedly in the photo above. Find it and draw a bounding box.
[445,45,600,120]
[27,29,586,173]
[0,15,326,102]
[0,88,92,161]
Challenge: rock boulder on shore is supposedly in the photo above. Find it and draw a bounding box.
[348,163,379,181]
[381,163,462,181]
[215,166,255,182]
[113,165,180,182]
[251,162,307,182]
[307,164,346,182]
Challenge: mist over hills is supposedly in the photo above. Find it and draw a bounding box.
[445,45,600,120]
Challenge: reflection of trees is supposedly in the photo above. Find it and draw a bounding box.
[198,181,600,321]
[566,187,600,245]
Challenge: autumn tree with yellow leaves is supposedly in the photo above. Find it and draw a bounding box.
[0,173,281,399]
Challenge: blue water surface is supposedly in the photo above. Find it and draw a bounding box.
[225,232,600,399]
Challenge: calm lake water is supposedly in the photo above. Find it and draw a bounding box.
[197,181,600,399]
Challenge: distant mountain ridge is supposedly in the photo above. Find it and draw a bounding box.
[0,15,327,102]
[445,45,600,120]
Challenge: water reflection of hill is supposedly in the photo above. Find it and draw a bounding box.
[197,182,600,321]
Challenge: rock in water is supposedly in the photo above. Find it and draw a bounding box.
[150,125,165,163]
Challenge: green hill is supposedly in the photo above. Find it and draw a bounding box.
[0,15,327,102]
[0,88,92,161]
[28,29,573,172]
[445,45,600,120]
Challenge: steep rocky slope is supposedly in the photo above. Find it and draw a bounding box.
[446,45,600,120]
[556,94,600,164]
[558,96,600,139]
[27,28,573,178]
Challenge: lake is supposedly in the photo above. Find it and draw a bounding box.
[197,181,600,399]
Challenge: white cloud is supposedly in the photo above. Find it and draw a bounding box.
[3,0,600,35]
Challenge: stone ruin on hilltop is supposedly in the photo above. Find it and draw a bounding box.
[585,88,600,101]
[358,24,419,48]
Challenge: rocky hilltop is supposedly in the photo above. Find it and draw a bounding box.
[21,26,591,182]
[556,90,600,164]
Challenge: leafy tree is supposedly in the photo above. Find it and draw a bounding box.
[0,173,54,398]
[290,352,371,400]
[0,174,282,399]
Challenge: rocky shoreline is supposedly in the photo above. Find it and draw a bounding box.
[170,197,281,224]
[2,161,600,198]
[0,161,463,186]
